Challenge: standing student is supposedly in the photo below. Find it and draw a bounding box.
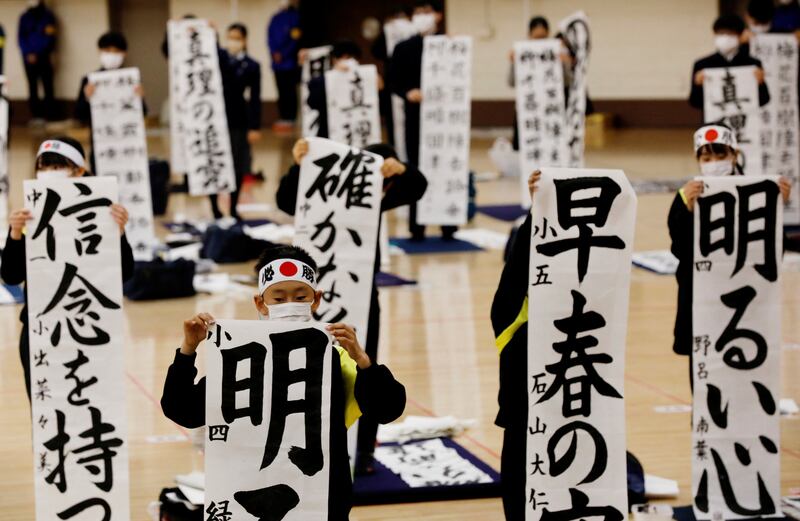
[390,0,456,241]
[267,0,302,131]
[275,138,427,474]
[75,31,145,174]
[209,23,262,221]
[667,125,791,388]
[371,5,412,147]
[688,14,770,118]
[160,244,407,519]
[1,137,135,401]
[17,0,57,123]
[491,170,541,521]
[306,40,366,140]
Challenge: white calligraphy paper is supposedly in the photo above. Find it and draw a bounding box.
[325,64,381,149]
[301,45,332,138]
[0,85,8,248]
[558,12,590,168]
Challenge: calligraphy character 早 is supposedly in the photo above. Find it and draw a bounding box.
[0,137,136,402]
[667,124,791,387]
[160,245,406,520]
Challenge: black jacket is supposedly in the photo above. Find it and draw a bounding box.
[490,214,532,429]
[388,35,425,165]
[160,347,406,520]
[307,75,328,138]
[667,192,693,356]
[220,51,262,131]
[688,50,771,115]
[1,231,135,323]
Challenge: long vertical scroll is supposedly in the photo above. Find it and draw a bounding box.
[703,66,763,175]
[293,137,382,347]
[325,64,382,149]
[301,45,332,138]
[417,35,472,226]
[89,67,156,260]
[558,11,590,168]
[751,34,800,224]
[0,77,8,247]
[171,20,235,196]
[692,175,782,520]
[527,168,636,521]
[24,177,129,521]
[205,319,333,521]
[514,39,567,207]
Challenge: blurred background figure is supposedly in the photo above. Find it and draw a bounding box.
[267,0,302,133]
[17,0,57,124]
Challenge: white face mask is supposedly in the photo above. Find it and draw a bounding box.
[264,302,313,322]
[714,35,740,57]
[36,169,71,180]
[99,51,125,70]
[700,160,734,177]
[750,24,770,34]
[226,39,244,55]
[412,13,437,35]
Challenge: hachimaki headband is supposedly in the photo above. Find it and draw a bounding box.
[36,139,87,169]
[258,259,318,295]
[693,125,739,153]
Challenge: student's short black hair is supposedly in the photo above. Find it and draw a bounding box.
[747,0,775,24]
[36,136,89,172]
[713,14,746,34]
[364,143,398,160]
[414,0,443,13]
[391,3,411,17]
[228,22,248,38]
[529,16,549,33]
[332,40,362,60]
[98,31,128,51]
[255,245,318,275]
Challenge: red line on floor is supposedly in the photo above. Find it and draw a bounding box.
[126,370,190,441]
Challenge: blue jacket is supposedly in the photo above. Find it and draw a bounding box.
[18,5,56,57]
[267,7,300,71]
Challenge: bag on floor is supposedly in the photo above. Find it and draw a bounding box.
[200,224,276,264]
[123,259,196,301]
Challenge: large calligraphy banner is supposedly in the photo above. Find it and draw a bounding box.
[703,66,763,175]
[301,45,332,138]
[751,34,800,225]
[24,177,129,521]
[692,176,782,520]
[527,168,636,521]
[515,39,568,208]
[558,11,590,168]
[325,64,382,149]
[417,35,472,226]
[89,67,156,260]
[205,319,334,521]
[293,137,382,347]
[171,20,235,196]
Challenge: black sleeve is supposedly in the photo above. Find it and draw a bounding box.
[689,61,704,110]
[0,234,26,285]
[247,62,263,130]
[307,77,328,138]
[276,164,300,216]
[120,235,135,282]
[388,42,412,98]
[491,213,531,336]
[75,75,91,124]
[753,58,771,107]
[668,192,692,262]
[371,32,388,62]
[354,363,406,424]
[160,349,207,429]
[380,163,427,212]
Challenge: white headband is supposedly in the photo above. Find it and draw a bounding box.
[694,125,738,153]
[258,259,317,294]
[37,140,86,169]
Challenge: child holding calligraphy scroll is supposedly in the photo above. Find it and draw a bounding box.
[276,138,427,474]
[160,245,407,520]
[1,137,135,401]
[668,124,791,387]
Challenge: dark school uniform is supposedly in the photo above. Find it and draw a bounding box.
[275,159,427,463]
[0,230,135,401]
[160,345,406,521]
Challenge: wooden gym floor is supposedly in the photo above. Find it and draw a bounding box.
[0,126,797,520]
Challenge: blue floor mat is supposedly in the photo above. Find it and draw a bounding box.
[390,237,483,255]
[352,437,501,506]
[376,272,417,287]
[0,284,24,305]
[476,204,528,222]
